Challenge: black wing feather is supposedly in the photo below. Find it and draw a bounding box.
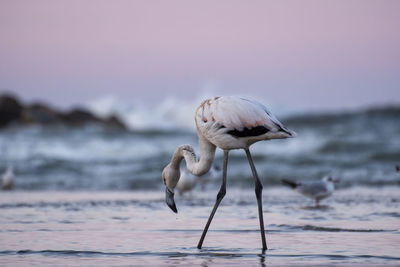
[227,126,270,137]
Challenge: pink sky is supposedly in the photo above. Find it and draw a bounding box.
[0,0,399,110]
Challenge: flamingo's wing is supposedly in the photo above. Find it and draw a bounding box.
[209,96,285,132]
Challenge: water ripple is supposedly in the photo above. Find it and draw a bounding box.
[273,224,393,233]
[0,250,397,261]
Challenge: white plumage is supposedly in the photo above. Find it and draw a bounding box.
[282,176,340,207]
[1,166,14,190]
[177,165,220,196]
[176,167,197,196]
[195,96,293,150]
[162,96,295,251]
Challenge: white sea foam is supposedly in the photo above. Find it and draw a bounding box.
[85,94,296,132]
[249,130,327,157]
[87,95,201,131]
[1,102,399,190]
[2,130,170,163]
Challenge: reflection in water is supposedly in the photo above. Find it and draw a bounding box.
[0,187,399,266]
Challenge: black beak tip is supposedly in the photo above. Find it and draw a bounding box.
[169,204,178,213]
[165,187,178,213]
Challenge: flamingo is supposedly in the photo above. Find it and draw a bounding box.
[162,96,295,251]
[282,176,340,207]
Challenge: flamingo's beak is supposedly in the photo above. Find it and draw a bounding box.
[165,187,177,213]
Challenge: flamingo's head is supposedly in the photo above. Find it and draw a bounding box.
[162,163,180,213]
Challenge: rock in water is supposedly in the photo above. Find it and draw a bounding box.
[21,103,62,125]
[0,93,127,130]
[0,94,23,128]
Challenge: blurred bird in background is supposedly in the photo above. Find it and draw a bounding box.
[282,176,339,207]
[1,166,14,190]
[177,165,220,196]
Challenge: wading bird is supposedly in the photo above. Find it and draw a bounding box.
[282,176,340,207]
[177,165,220,196]
[162,96,295,251]
[1,166,14,190]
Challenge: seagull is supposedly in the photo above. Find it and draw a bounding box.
[162,96,295,251]
[282,176,339,207]
[177,165,220,196]
[1,166,14,190]
[197,165,220,191]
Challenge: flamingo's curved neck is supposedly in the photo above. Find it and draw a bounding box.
[170,133,216,176]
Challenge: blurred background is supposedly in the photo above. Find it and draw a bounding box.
[1,0,399,191]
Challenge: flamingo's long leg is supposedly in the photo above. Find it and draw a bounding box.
[197,150,228,249]
[245,148,268,251]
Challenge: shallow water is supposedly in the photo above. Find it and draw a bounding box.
[0,187,399,266]
[1,101,399,266]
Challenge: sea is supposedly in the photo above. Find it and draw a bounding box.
[0,96,399,266]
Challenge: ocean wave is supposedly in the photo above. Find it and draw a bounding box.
[1,98,399,191]
[86,95,400,132]
[86,95,200,131]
